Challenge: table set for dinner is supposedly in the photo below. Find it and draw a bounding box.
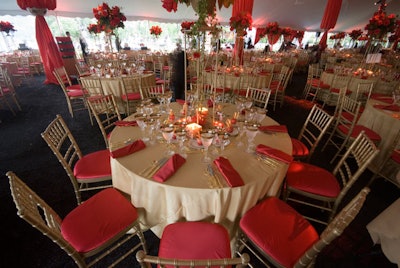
[108,98,292,238]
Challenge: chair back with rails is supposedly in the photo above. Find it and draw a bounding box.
[6,171,147,268]
[41,114,112,205]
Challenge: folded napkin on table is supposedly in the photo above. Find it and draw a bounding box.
[373,104,400,112]
[110,139,146,158]
[258,125,288,133]
[256,144,293,164]
[153,153,186,182]
[114,120,138,127]
[213,157,244,187]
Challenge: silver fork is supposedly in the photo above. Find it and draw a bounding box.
[140,157,168,178]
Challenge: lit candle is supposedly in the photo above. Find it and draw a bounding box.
[186,123,202,139]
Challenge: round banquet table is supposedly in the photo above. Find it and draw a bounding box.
[357,99,400,178]
[109,102,292,238]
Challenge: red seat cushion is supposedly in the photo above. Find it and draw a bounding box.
[67,90,84,97]
[337,125,381,141]
[121,92,141,101]
[73,149,111,179]
[291,138,309,158]
[159,222,231,261]
[240,197,319,268]
[391,150,400,164]
[286,161,341,198]
[61,188,138,253]
[67,84,82,91]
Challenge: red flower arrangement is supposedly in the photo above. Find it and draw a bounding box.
[365,11,398,39]
[264,22,281,35]
[329,32,346,40]
[294,30,305,39]
[229,11,252,33]
[87,23,100,34]
[181,21,195,33]
[91,2,126,33]
[150,25,162,37]
[281,27,294,36]
[0,21,15,34]
[358,35,369,41]
[349,29,363,40]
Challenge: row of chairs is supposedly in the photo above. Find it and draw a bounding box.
[6,103,380,266]
[0,66,22,116]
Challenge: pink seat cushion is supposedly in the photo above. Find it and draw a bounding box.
[67,90,84,97]
[67,84,82,91]
[240,197,319,267]
[73,150,111,179]
[286,161,341,198]
[159,222,231,262]
[291,138,309,158]
[121,92,141,101]
[61,188,138,253]
[337,125,381,141]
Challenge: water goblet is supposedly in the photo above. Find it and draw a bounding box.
[244,97,253,109]
[200,132,214,163]
[245,108,256,124]
[136,117,149,142]
[161,125,175,156]
[255,107,267,124]
[245,124,259,153]
[175,129,188,158]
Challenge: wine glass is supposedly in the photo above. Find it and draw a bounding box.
[245,124,259,153]
[136,117,148,142]
[175,129,188,158]
[255,107,267,124]
[161,125,175,156]
[200,132,214,163]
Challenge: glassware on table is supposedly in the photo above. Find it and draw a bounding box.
[245,124,259,153]
[175,129,188,158]
[244,97,253,109]
[255,107,267,124]
[245,108,256,123]
[161,125,175,156]
[200,132,214,163]
[136,117,149,142]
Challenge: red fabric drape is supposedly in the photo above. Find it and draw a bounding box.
[36,16,63,84]
[17,0,63,84]
[255,28,266,44]
[319,0,343,49]
[267,34,281,46]
[232,0,254,17]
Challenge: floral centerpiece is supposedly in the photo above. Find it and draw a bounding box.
[150,25,162,37]
[91,2,126,34]
[264,22,281,35]
[329,32,346,40]
[0,21,16,34]
[229,11,252,35]
[181,21,195,33]
[87,23,100,34]
[281,27,293,37]
[349,29,363,40]
[364,11,398,39]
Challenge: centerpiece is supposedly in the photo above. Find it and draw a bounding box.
[364,11,397,40]
[150,25,163,38]
[229,11,252,36]
[0,21,16,34]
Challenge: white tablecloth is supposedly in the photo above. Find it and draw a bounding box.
[109,102,292,238]
[358,99,400,177]
[367,198,400,266]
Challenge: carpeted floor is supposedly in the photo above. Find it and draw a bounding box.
[0,72,398,267]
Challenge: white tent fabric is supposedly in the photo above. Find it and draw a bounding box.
[0,0,399,32]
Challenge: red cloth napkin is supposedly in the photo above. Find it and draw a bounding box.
[213,157,244,187]
[114,120,138,127]
[110,140,146,158]
[256,144,293,164]
[153,154,186,182]
[258,125,288,133]
[373,104,400,112]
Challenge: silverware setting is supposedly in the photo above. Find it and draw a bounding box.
[110,138,134,150]
[140,157,168,178]
[205,164,224,189]
[254,153,281,168]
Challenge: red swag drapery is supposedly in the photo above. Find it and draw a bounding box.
[232,0,254,66]
[254,28,266,44]
[267,34,280,46]
[319,0,343,49]
[17,0,63,84]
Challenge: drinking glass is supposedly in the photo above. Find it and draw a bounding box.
[161,125,175,156]
[175,129,188,158]
[255,107,267,124]
[245,124,259,153]
[200,132,214,163]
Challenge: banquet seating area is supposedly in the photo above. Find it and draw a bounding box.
[1,45,400,267]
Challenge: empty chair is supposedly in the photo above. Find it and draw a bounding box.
[237,187,370,268]
[121,75,142,114]
[87,94,122,148]
[291,104,334,162]
[322,95,381,164]
[354,81,374,107]
[140,84,165,100]
[79,76,106,97]
[0,66,21,113]
[321,74,352,110]
[53,68,88,118]
[283,131,379,225]
[6,171,147,268]
[136,221,250,268]
[303,64,330,102]
[41,114,112,205]
[245,87,271,110]
[53,66,82,91]
[268,66,290,111]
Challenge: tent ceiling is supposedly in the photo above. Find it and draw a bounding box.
[0,0,399,33]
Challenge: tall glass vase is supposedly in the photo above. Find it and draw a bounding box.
[233,33,245,66]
